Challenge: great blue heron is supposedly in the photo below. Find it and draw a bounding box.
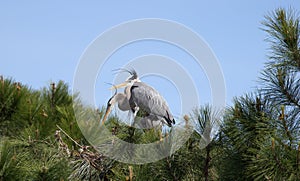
[101,69,175,128]
[101,87,162,129]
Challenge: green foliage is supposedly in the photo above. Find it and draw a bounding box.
[0,139,20,181]
[0,78,27,136]
[0,79,74,180]
[262,8,300,70]
[221,94,276,180]
[219,8,300,180]
[258,7,300,180]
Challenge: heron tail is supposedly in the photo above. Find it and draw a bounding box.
[164,116,175,127]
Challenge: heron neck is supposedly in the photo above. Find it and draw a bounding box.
[115,93,130,111]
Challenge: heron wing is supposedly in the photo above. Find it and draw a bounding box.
[129,82,174,126]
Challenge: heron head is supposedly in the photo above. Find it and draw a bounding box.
[123,68,140,85]
[125,68,139,82]
[101,98,113,125]
[110,68,140,90]
[101,85,118,125]
[106,96,114,108]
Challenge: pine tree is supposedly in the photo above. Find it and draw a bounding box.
[258,7,300,180]
[221,94,275,180]
[220,8,300,180]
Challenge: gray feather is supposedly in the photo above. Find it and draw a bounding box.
[129,82,175,126]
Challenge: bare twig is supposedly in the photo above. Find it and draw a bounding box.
[56,125,82,148]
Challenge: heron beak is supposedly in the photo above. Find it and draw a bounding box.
[109,82,128,90]
[101,106,111,125]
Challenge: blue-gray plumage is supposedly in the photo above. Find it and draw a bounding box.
[101,68,175,128]
[129,82,175,127]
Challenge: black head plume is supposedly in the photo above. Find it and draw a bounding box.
[112,67,138,80]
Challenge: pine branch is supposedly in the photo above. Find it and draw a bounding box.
[262,8,300,70]
[55,125,114,180]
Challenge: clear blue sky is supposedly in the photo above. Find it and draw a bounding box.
[1,1,299,118]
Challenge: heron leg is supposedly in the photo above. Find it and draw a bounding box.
[133,106,139,118]
[128,96,139,118]
[127,111,134,126]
